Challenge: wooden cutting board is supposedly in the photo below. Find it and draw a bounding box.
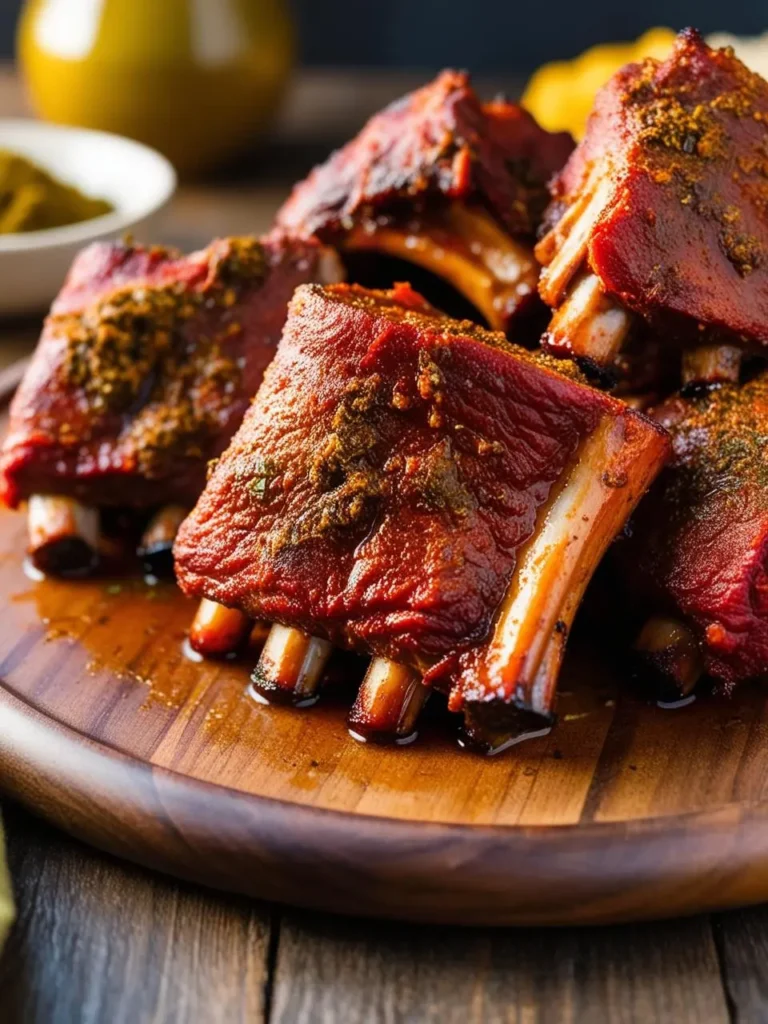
[2,394,768,925]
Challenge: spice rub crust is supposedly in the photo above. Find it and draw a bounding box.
[0,233,329,508]
[546,29,768,344]
[627,374,768,686]
[174,282,656,679]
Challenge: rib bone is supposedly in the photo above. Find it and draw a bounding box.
[633,615,704,701]
[542,270,632,366]
[250,625,332,706]
[27,495,99,577]
[345,203,537,331]
[137,504,189,579]
[457,411,667,742]
[189,598,251,658]
[682,344,742,388]
[348,658,429,743]
[536,174,613,306]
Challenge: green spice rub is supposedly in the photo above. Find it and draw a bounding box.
[0,149,113,233]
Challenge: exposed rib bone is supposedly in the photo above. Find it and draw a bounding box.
[536,175,613,306]
[348,659,429,743]
[460,702,553,755]
[457,412,667,744]
[682,344,742,388]
[188,598,251,658]
[250,625,332,706]
[248,620,271,649]
[27,495,99,577]
[317,245,346,285]
[137,504,188,579]
[633,615,704,701]
[542,270,632,366]
[344,202,537,331]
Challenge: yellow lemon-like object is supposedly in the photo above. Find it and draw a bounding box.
[522,28,677,139]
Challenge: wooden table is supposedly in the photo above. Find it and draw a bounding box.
[1,66,768,1024]
[1,802,767,1024]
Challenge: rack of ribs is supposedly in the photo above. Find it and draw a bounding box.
[174,282,669,751]
[535,29,768,388]
[620,373,768,699]
[275,70,573,336]
[0,233,342,583]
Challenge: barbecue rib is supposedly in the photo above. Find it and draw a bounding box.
[535,29,768,384]
[174,282,668,749]
[275,71,573,335]
[624,374,768,695]
[0,233,342,575]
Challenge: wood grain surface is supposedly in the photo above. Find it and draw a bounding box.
[6,804,768,1024]
[3,465,768,925]
[0,806,272,1024]
[271,910,731,1023]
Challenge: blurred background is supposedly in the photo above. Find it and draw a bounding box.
[0,0,765,72]
[0,0,766,317]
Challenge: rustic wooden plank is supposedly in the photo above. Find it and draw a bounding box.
[713,905,768,1020]
[0,805,272,1024]
[271,909,730,1024]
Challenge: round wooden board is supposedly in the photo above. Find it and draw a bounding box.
[3,496,768,927]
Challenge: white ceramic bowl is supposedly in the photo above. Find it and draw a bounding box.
[0,119,177,316]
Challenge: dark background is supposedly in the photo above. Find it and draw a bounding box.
[0,1,764,74]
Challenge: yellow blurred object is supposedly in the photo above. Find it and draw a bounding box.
[18,0,295,175]
[0,149,112,233]
[522,28,677,139]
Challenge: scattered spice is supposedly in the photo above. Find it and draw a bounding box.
[622,38,768,275]
[246,456,277,501]
[658,374,768,520]
[56,237,266,479]
[271,375,389,550]
[403,437,476,518]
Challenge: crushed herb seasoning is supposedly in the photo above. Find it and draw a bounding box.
[622,41,768,276]
[663,374,768,511]
[403,437,476,518]
[55,236,266,478]
[246,456,277,501]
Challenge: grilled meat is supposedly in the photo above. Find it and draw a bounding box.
[276,71,573,335]
[536,29,768,379]
[1,233,340,509]
[625,374,768,692]
[174,282,668,748]
[0,232,341,575]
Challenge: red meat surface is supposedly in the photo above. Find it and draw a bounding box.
[626,375,768,687]
[174,282,665,690]
[0,233,337,509]
[538,29,768,345]
[277,70,572,241]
